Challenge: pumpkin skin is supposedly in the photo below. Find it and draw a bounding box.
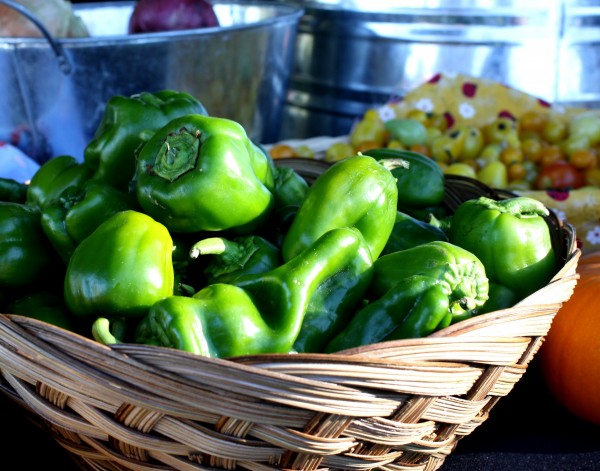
[539,251,600,425]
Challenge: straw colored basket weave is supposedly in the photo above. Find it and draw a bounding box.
[0,166,580,471]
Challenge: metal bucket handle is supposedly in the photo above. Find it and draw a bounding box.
[0,0,72,74]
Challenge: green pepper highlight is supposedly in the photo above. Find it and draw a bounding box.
[135,114,274,234]
[282,154,398,262]
[325,241,489,351]
[84,90,208,191]
[134,227,372,358]
[448,196,557,299]
[64,210,175,318]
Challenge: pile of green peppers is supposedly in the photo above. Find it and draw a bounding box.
[0,90,560,358]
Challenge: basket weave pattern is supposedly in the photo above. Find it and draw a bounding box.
[0,175,580,471]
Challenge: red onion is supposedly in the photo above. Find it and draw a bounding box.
[128,0,220,34]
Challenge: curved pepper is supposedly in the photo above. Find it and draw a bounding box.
[188,234,281,285]
[448,196,557,299]
[134,114,274,234]
[40,180,139,263]
[363,147,445,209]
[325,241,489,351]
[281,154,398,262]
[84,90,208,191]
[26,155,93,210]
[134,227,372,357]
[64,210,174,318]
[0,202,58,291]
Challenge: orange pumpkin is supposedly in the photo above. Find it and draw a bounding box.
[539,251,600,424]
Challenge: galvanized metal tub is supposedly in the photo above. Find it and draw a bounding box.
[0,1,303,163]
[278,0,600,140]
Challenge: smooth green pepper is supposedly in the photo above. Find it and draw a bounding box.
[363,148,445,209]
[0,177,28,203]
[134,227,371,357]
[8,289,75,331]
[134,114,274,234]
[64,210,174,318]
[0,202,58,291]
[448,196,557,299]
[84,90,208,192]
[188,235,282,285]
[325,241,489,351]
[282,154,398,262]
[381,210,449,256]
[41,180,139,263]
[26,155,93,210]
[478,282,521,314]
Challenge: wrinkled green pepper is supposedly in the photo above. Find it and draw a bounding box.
[188,234,281,285]
[134,114,274,234]
[325,241,489,351]
[64,210,174,318]
[363,148,445,210]
[0,202,58,291]
[84,90,208,191]
[26,155,93,210]
[41,180,139,263]
[9,289,75,331]
[0,177,28,203]
[134,227,371,358]
[381,210,449,256]
[448,196,557,299]
[282,154,398,262]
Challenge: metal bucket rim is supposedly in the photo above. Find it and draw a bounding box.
[0,0,304,46]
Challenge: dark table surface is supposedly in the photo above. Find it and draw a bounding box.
[3,358,599,470]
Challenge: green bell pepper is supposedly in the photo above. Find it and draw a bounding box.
[325,241,489,351]
[26,155,93,210]
[381,210,449,256]
[363,148,446,210]
[0,202,58,291]
[478,282,521,314]
[0,177,28,203]
[84,90,208,192]
[134,226,372,357]
[271,165,309,211]
[41,180,139,263]
[281,154,398,262]
[134,114,274,234]
[64,210,175,318]
[9,289,75,331]
[188,234,282,285]
[448,196,557,299]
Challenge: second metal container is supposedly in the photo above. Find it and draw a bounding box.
[279,0,600,140]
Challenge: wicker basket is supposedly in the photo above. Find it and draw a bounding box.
[0,168,580,471]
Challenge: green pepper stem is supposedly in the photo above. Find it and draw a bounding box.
[92,317,127,345]
[477,196,549,218]
[152,127,200,181]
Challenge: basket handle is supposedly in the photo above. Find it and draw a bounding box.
[0,0,73,74]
